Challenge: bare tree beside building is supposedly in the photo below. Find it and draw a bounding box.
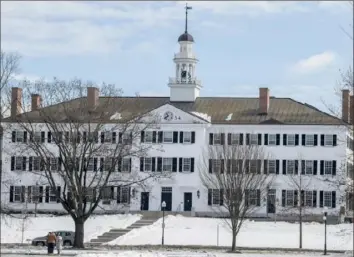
[200,133,274,252]
[2,78,165,248]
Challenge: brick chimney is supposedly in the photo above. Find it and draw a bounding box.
[342,89,350,123]
[87,87,99,108]
[11,87,22,118]
[350,95,354,125]
[259,87,270,115]
[31,94,42,111]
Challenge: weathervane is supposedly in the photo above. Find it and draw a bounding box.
[185,3,192,33]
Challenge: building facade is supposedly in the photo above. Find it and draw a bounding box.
[1,10,353,222]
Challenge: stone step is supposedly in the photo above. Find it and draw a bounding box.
[109,229,131,233]
[90,238,111,243]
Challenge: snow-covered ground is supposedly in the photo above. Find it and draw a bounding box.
[0,214,140,243]
[108,215,352,251]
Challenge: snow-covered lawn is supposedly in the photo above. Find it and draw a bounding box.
[0,214,141,244]
[108,215,352,251]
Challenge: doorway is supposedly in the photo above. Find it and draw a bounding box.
[267,189,276,214]
[161,187,172,211]
[140,192,149,211]
[183,192,192,211]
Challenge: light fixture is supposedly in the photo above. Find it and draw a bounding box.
[197,190,200,199]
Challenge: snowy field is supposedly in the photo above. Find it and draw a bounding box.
[108,215,352,251]
[0,214,140,243]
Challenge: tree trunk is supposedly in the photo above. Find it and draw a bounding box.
[73,218,85,248]
[231,229,237,252]
[299,208,303,249]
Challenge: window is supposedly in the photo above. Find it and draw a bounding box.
[162,158,173,172]
[163,132,173,143]
[182,158,191,172]
[305,191,313,207]
[324,161,333,175]
[212,159,221,173]
[248,190,258,206]
[305,160,313,175]
[305,135,314,146]
[120,187,130,203]
[49,187,57,202]
[32,186,41,203]
[324,135,333,146]
[286,190,295,206]
[50,158,58,171]
[144,158,152,171]
[104,158,113,171]
[122,133,132,144]
[15,131,24,143]
[183,132,192,143]
[287,134,295,146]
[52,132,63,143]
[212,189,221,205]
[87,158,94,171]
[101,187,113,200]
[287,160,295,174]
[14,186,23,202]
[84,188,94,202]
[250,134,258,145]
[268,134,276,145]
[213,133,221,145]
[122,158,131,172]
[268,160,276,174]
[323,191,332,208]
[33,132,42,143]
[15,157,23,171]
[144,131,153,143]
[104,132,112,143]
[347,162,354,179]
[88,132,98,143]
[249,160,258,173]
[231,133,240,145]
[33,157,40,171]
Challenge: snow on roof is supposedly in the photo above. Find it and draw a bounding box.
[190,112,211,122]
[225,113,233,121]
[110,112,122,120]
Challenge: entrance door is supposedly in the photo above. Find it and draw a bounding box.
[161,187,172,211]
[140,192,149,211]
[267,189,276,214]
[183,192,192,211]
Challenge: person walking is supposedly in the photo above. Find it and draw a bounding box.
[56,234,63,255]
[47,232,57,255]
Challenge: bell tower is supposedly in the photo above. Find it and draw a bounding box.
[168,3,202,102]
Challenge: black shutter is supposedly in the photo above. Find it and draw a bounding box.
[11,156,15,171]
[320,161,324,175]
[239,134,244,145]
[47,131,52,143]
[9,186,14,202]
[295,160,299,174]
[152,131,157,143]
[128,187,131,204]
[100,158,104,172]
[220,133,225,145]
[282,160,287,175]
[157,157,162,172]
[140,158,144,172]
[209,159,213,173]
[209,133,214,145]
[57,157,61,171]
[257,160,262,174]
[301,160,305,175]
[295,134,299,146]
[258,133,262,145]
[191,158,194,172]
[118,132,123,143]
[129,158,132,172]
[301,134,306,146]
[220,159,224,174]
[82,132,87,143]
[300,190,305,207]
[294,190,298,206]
[256,190,261,206]
[172,158,177,172]
[29,157,33,171]
[208,189,212,205]
[30,132,33,142]
[320,134,325,146]
[332,161,336,175]
[27,187,32,203]
[12,131,16,142]
[101,132,105,143]
[246,134,250,145]
[219,189,224,206]
[45,186,50,203]
[93,158,98,172]
[21,186,25,202]
[227,133,231,145]
[281,190,286,207]
[112,132,117,144]
[158,131,163,143]
[111,187,115,200]
[245,190,249,207]
[313,160,317,175]
[41,131,45,143]
[56,186,61,203]
[173,131,178,143]
[117,187,121,203]
[179,158,183,172]
[140,131,145,143]
[117,158,122,172]
[283,134,287,145]
[275,160,279,174]
[314,134,318,146]
[333,135,337,146]
[319,191,324,207]
[191,132,195,144]
[264,134,268,145]
[152,157,156,172]
[179,132,183,143]
[39,186,43,203]
[313,191,317,207]
[23,131,27,143]
[263,160,268,174]
[276,134,280,145]
[22,157,26,171]
[331,191,336,208]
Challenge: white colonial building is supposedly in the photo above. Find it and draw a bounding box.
[1,11,353,222]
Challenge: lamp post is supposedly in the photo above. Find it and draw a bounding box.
[323,210,328,255]
[161,201,166,246]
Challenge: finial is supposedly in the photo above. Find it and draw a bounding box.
[185,3,192,33]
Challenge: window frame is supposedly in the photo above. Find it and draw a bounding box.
[15,157,23,171]
[305,191,313,207]
[101,187,113,200]
[162,158,173,172]
[33,157,40,171]
[14,186,23,202]
[287,134,295,146]
[32,186,41,203]
[231,133,240,145]
[305,134,315,146]
[212,159,221,173]
[84,187,94,202]
[50,158,58,171]
[104,132,112,143]
[268,160,276,174]
[16,131,24,143]
[49,187,57,203]
[34,132,42,143]
[120,187,130,203]
[324,161,333,175]
[163,132,173,143]
[250,134,258,145]
[144,157,152,172]
[268,134,277,146]
[182,158,191,172]
[286,160,295,174]
[144,131,153,143]
[183,132,192,143]
[323,191,332,208]
[104,158,113,171]
[212,189,221,205]
[305,160,313,175]
[324,135,333,146]
[248,190,258,206]
[121,158,131,172]
[87,158,94,171]
[213,133,221,145]
[286,190,295,207]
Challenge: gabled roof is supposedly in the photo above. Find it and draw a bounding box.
[2,96,344,125]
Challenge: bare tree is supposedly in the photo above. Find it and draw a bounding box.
[199,139,273,252]
[2,78,165,248]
